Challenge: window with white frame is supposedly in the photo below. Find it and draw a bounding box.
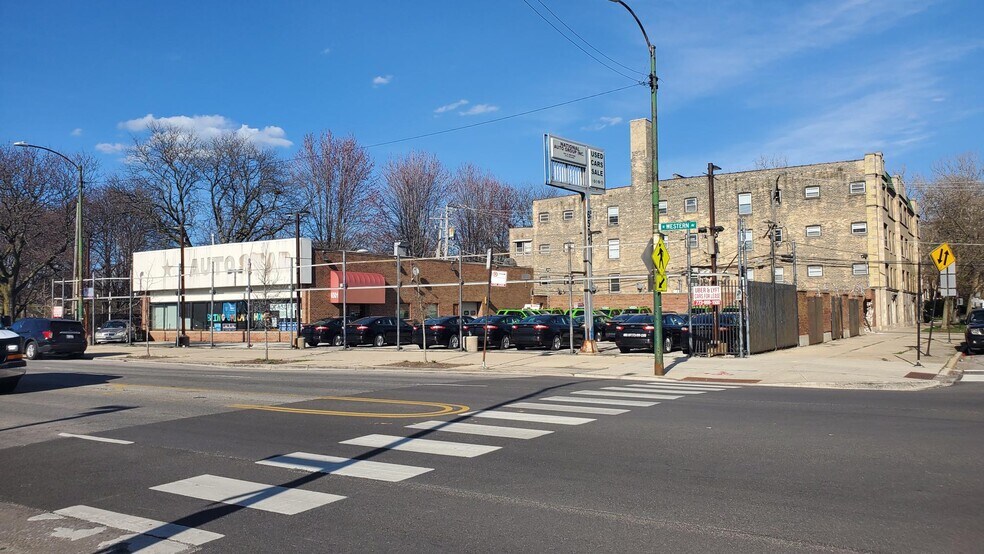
[805,186,821,198]
[538,212,549,223]
[738,192,752,215]
[608,239,620,259]
[773,227,784,243]
[610,274,621,293]
[539,243,551,254]
[687,233,699,248]
[514,241,532,254]
[658,200,667,215]
[684,197,698,213]
[740,229,754,250]
[607,206,619,225]
[774,267,785,283]
[851,221,867,235]
[562,210,574,221]
[850,181,866,194]
[852,263,868,275]
[807,265,823,277]
[806,224,822,237]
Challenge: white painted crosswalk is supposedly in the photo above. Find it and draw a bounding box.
[462,410,595,425]
[340,433,501,457]
[616,386,708,395]
[406,420,554,439]
[962,370,984,382]
[539,395,659,407]
[257,452,433,482]
[502,401,629,415]
[573,390,683,400]
[647,380,740,389]
[54,504,224,547]
[150,474,345,515]
[631,383,729,391]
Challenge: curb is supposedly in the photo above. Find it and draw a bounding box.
[934,350,965,385]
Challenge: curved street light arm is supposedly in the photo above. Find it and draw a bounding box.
[609,0,652,49]
[12,142,80,171]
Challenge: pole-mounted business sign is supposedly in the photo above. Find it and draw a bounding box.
[544,134,605,195]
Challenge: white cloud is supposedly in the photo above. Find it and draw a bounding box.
[459,104,499,116]
[95,142,126,154]
[118,114,292,148]
[582,116,623,131]
[70,128,83,137]
[321,47,332,55]
[372,75,393,87]
[435,99,469,114]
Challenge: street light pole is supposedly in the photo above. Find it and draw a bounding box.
[291,210,310,348]
[608,1,664,375]
[13,142,84,326]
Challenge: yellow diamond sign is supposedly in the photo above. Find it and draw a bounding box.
[651,237,669,274]
[930,243,955,272]
[655,272,668,292]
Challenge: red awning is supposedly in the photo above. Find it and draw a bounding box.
[329,270,386,304]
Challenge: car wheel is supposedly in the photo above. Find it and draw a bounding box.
[663,337,673,353]
[24,341,39,360]
[306,341,318,348]
[332,335,343,347]
[500,336,510,350]
[619,346,631,353]
[0,377,20,394]
[448,335,460,349]
[551,334,562,351]
[374,334,386,347]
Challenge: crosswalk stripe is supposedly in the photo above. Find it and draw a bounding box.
[462,410,595,426]
[539,396,659,407]
[633,383,729,391]
[648,381,740,389]
[962,374,984,382]
[340,434,500,458]
[57,433,134,444]
[54,505,223,547]
[257,452,433,482]
[572,390,682,400]
[150,474,344,515]
[503,401,628,415]
[406,420,553,439]
[613,386,707,395]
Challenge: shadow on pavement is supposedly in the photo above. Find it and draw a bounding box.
[0,404,136,432]
[9,372,122,394]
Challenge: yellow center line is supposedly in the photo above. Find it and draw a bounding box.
[229,396,470,418]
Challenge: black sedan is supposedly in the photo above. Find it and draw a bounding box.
[300,317,349,347]
[613,313,690,353]
[600,313,635,341]
[573,315,612,342]
[344,316,414,347]
[689,312,743,353]
[511,314,582,351]
[0,329,26,394]
[966,309,984,354]
[463,315,521,349]
[411,316,473,349]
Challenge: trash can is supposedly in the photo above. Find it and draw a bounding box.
[464,336,479,352]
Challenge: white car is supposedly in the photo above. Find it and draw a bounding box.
[94,320,137,344]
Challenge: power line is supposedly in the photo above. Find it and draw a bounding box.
[533,0,646,78]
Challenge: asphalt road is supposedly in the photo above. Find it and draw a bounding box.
[1,358,982,553]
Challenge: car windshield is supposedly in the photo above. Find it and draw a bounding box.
[102,321,126,328]
[51,321,84,333]
[424,317,452,325]
[519,315,554,324]
[969,311,984,324]
[351,317,376,325]
[626,314,654,324]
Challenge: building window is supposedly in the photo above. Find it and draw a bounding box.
[658,200,667,215]
[774,267,784,283]
[610,274,621,293]
[773,227,784,243]
[852,263,869,275]
[805,186,821,199]
[515,241,532,254]
[807,265,823,277]
[539,243,551,254]
[687,233,699,248]
[538,212,549,223]
[850,181,866,195]
[684,197,698,213]
[608,239,620,259]
[740,229,753,250]
[562,210,574,221]
[745,268,755,281]
[607,206,619,226]
[805,225,822,237]
[851,221,867,235]
[738,192,752,215]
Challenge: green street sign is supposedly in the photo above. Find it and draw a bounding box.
[659,221,697,231]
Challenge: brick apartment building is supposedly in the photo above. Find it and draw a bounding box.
[509,119,921,329]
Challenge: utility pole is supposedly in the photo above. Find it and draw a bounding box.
[568,244,575,354]
[292,210,309,346]
[708,162,721,353]
[395,241,403,350]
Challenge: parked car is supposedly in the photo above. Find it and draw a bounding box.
[496,308,537,318]
[613,313,690,353]
[94,319,142,344]
[598,308,622,318]
[411,316,473,349]
[0,322,26,393]
[620,306,652,315]
[573,314,611,341]
[300,317,349,347]
[965,309,984,354]
[10,318,87,360]
[600,313,636,341]
[511,314,583,351]
[689,312,744,353]
[344,316,414,347]
[463,315,521,349]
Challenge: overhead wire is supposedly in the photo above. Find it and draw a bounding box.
[532,0,646,78]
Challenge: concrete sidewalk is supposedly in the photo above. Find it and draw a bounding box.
[85,327,963,390]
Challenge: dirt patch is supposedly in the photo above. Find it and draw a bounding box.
[382,360,463,369]
[229,358,295,365]
[126,355,170,360]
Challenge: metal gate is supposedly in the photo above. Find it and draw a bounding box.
[830,296,843,340]
[689,275,743,356]
[848,299,860,337]
[807,297,824,345]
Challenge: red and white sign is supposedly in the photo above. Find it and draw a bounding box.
[52,305,64,318]
[491,270,508,287]
[692,285,722,306]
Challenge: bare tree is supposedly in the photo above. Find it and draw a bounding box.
[753,154,789,170]
[511,183,560,228]
[203,132,292,243]
[292,131,375,251]
[0,145,77,317]
[449,164,521,256]
[374,151,448,257]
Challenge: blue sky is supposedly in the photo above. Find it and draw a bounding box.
[2,0,981,189]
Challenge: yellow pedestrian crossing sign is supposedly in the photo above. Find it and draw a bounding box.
[651,237,669,274]
[655,272,668,292]
[930,243,955,272]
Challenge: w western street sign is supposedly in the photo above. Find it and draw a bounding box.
[930,243,956,272]
[660,221,697,232]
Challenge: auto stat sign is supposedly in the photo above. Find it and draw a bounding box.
[692,286,722,306]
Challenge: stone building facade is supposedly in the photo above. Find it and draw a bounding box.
[509,119,920,329]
